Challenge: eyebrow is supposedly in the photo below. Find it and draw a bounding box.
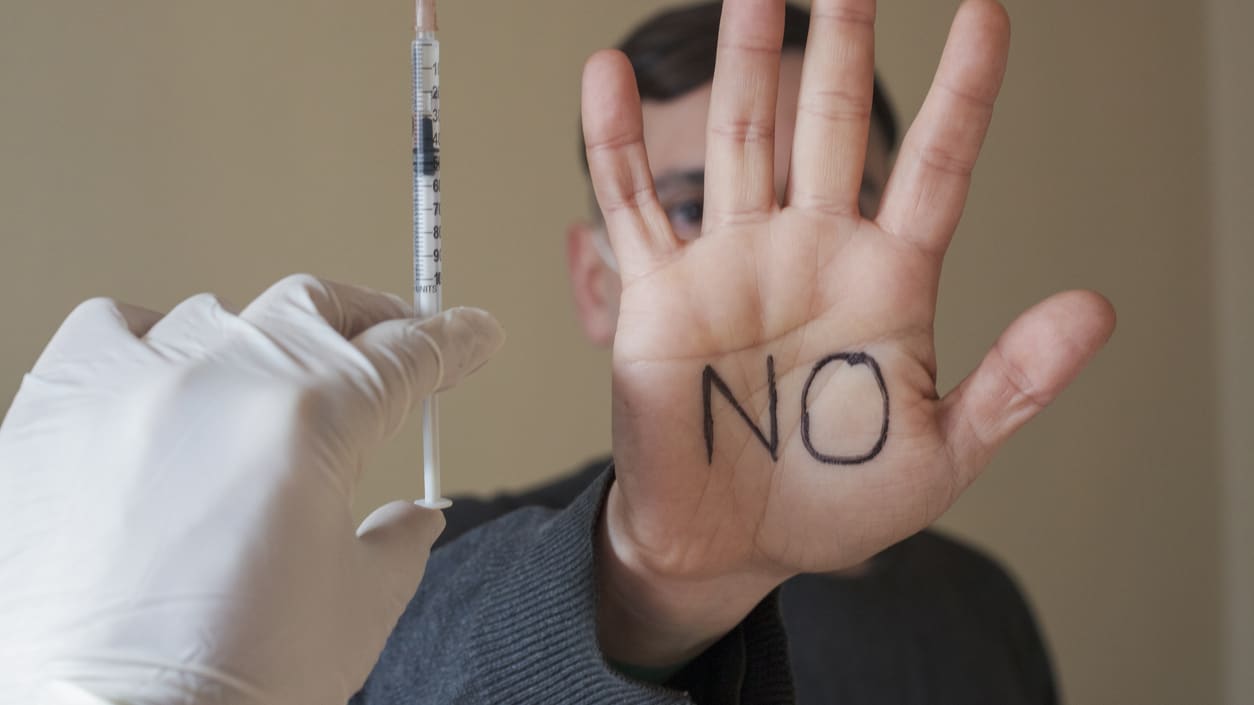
[653,169,705,193]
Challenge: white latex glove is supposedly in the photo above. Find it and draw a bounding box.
[0,274,504,705]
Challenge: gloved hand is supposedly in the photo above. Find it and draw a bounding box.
[0,274,504,705]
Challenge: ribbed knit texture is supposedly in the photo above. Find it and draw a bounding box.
[424,458,1059,705]
[352,470,795,704]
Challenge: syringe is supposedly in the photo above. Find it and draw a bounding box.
[413,0,450,509]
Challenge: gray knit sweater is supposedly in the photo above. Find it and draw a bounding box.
[351,470,795,704]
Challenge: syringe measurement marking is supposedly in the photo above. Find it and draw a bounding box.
[413,35,441,309]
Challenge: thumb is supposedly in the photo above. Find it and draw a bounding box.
[941,289,1116,484]
[349,307,504,443]
[356,501,446,607]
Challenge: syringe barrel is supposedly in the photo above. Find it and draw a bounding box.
[412,34,441,317]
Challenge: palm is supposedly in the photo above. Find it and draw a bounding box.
[583,0,1115,583]
[614,206,949,576]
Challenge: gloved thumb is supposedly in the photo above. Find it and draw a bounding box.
[356,501,446,607]
[350,307,504,443]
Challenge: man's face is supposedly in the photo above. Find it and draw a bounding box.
[566,52,894,346]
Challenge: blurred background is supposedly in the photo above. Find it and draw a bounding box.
[1,0,1249,702]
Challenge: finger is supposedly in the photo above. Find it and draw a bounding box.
[142,293,242,362]
[356,500,444,608]
[240,273,411,342]
[704,0,786,225]
[34,298,164,373]
[875,0,1010,251]
[347,307,504,443]
[582,50,678,278]
[786,0,877,216]
[56,298,163,342]
[941,290,1116,484]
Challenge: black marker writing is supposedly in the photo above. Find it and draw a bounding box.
[702,352,889,466]
[703,355,779,463]
[800,352,889,465]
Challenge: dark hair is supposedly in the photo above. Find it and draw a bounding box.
[581,1,900,172]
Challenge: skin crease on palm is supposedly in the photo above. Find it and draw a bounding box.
[567,0,1117,668]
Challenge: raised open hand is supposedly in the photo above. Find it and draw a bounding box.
[583,0,1115,664]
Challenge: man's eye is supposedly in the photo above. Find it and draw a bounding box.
[665,200,704,240]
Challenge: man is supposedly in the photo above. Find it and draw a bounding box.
[2,0,1114,703]
[358,2,1109,703]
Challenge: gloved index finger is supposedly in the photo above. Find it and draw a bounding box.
[347,307,504,446]
[239,274,413,342]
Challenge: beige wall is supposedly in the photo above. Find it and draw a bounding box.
[0,1,1240,702]
[1208,0,1254,701]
